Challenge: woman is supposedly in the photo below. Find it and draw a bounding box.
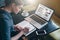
[0,0,29,40]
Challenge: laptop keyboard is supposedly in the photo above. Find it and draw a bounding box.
[30,15,46,25]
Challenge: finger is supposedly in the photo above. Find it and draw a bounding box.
[14,27,20,31]
[24,27,29,31]
[15,25,23,30]
[23,28,29,33]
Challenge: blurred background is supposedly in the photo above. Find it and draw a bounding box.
[0,0,60,40]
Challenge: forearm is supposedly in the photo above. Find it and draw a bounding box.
[11,31,24,40]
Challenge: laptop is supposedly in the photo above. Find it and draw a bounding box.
[16,20,36,36]
[25,4,54,29]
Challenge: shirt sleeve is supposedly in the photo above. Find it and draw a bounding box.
[0,14,11,40]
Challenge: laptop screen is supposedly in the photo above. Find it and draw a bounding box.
[35,4,54,21]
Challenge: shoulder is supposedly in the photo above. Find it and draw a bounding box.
[0,9,12,20]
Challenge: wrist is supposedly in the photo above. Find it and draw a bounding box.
[20,31,24,35]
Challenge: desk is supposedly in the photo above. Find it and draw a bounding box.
[26,20,59,40]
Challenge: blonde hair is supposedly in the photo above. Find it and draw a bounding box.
[5,0,23,6]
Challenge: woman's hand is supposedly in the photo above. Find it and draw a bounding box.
[14,25,29,33]
[14,25,23,32]
[22,27,29,33]
[11,25,29,40]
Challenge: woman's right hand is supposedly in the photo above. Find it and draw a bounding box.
[22,27,29,33]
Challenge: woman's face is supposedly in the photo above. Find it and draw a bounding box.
[12,4,23,14]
